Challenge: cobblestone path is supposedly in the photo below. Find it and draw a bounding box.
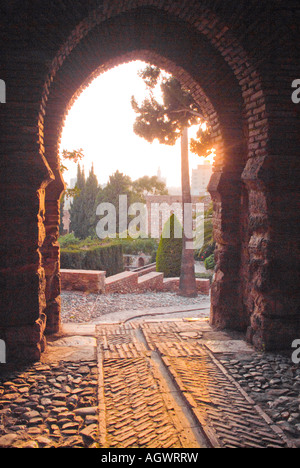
[97,324,200,448]
[96,321,292,449]
[0,318,296,448]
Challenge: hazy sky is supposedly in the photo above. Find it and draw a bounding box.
[59,60,210,188]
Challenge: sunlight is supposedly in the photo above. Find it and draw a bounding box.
[59,61,213,189]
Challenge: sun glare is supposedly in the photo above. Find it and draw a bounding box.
[59,61,213,189]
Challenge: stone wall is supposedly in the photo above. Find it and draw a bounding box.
[162,278,211,296]
[60,269,210,296]
[61,270,106,294]
[105,272,140,294]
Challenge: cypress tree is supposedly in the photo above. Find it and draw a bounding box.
[59,194,65,235]
[70,163,99,239]
[156,214,183,278]
[83,163,99,237]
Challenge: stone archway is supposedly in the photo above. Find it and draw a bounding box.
[42,10,248,343]
[1,1,298,362]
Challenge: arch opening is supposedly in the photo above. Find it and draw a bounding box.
[42,8,250,349]
[3,2,298,362]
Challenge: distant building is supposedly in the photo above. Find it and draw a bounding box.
[191,162,213,196]
[157,167,167,185]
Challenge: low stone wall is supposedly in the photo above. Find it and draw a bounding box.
[162,278,210,295]
[61,270,106,294]
[105,271,139,294]
[138,272,164,292]
[135,263,157,277]
[60,269,210,296]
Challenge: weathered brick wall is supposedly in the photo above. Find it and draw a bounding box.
[0,1,299,360]
[105,272,139,294]
[61,269,106,294]
[162,278,211,296]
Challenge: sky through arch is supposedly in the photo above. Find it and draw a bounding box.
[60,60,213,189]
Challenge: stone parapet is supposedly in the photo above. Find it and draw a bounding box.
[61,270,106,294]
[162,278,210,296]
[138,272,164,292]
[60,269,211,296]
[105,271,139,294]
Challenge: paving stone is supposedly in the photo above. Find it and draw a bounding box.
[96,321,295,449]
[0,359,98,448]
[0,434,18,448]
[0,318,297,449]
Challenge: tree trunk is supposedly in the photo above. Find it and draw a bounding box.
[178,127,198,297]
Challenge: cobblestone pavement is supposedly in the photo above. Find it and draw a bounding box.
[0,316,299,448]
[97,321,294,448]
[0,360,99,448]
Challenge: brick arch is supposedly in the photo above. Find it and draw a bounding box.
[41,7,253,339]
[38,1,268,189]
[39,3,264,181]
[1,1,298,363]
[59,50,223,165]
[39,1,266,128]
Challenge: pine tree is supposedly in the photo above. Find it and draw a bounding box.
[101,171,133,235]
[131,65,207,296]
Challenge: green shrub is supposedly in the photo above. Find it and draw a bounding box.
[195,242,215,262]
[118,237,158,258]
[58,233,82,249]
[156,214,183,278]
[194,203,215,261]
[58,233,104,250]
[60,248,86,270]
[60,243,123,277]
[204,253,215,271]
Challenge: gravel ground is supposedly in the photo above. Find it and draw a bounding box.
[61,291,210,323]
[60,291,300,445]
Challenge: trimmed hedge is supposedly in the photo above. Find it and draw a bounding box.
[156,214,183,278]
[60,243,124,277]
